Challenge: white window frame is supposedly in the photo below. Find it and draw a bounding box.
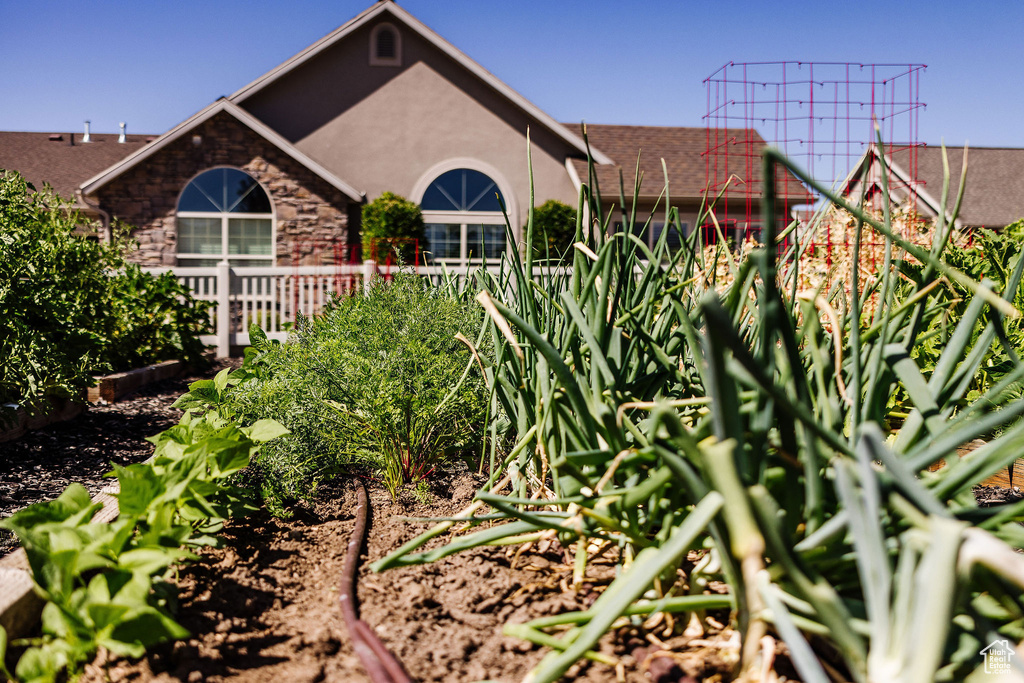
[423,210,507,266]
[175,167,276,266]
[176,212,277,265]
[369,22,401,67]
[412,159,518,267]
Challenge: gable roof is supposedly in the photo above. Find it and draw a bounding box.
[847,144,1024,228]
[228,0,613,166]
[566,123,815,204]
[80,99,363,201]
[0,131,152,202]
[898,145,1024,228]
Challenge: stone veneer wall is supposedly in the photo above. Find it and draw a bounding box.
[88,111,359,266]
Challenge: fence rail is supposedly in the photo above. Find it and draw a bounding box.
[144,261,571,356]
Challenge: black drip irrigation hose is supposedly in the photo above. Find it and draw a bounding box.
[339,480,413,683]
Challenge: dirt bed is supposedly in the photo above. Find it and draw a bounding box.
[76,471,737,683]
[14,366,1017,681]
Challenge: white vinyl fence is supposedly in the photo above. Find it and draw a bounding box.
[144,261,569,356]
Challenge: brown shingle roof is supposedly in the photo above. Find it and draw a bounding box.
[564,123,814,204]
[888,145,1024,228]
[0,132,151,202]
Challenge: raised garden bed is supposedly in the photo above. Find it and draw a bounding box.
[0,353,215,445]
[87,359,194,404]
[0,398,85,445]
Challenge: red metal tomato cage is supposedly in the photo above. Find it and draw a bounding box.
[703,61,927,270]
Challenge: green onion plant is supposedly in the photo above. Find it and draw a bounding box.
[374,131,1024,683]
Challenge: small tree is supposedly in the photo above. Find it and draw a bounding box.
[528,199,578,258]
[361,192,426,263]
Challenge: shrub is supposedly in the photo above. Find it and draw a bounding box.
[224,272,487,504]
[361,192,427,264]
[528,199,577,258]
[104,263,212,372]
[907,219,1024,403]
[0,170,210,415]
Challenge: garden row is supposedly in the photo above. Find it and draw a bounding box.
[372,145,1024,682]
[5,140,1024,682]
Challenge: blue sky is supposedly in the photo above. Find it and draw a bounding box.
[2,0,1021,149]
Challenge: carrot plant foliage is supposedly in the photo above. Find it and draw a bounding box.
[219,272,489,505]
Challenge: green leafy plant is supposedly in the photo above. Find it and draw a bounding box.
[221,273,488,503]
[0,370,287,682]
[909,219,1024,404]
[104,263,212,372]
[360,191,427,264]
[0,171,124,412]
[528,199,578,259]
[0,170,210,421]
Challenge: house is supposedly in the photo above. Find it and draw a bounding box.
[842,143,1024,230]
[1,1,803,267]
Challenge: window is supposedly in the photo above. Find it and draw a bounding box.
[420,168,508,265]
[653,221,688,253]
[370,23,401,66]
[177,168,274,267]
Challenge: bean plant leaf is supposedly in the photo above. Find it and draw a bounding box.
[243,418,290,443]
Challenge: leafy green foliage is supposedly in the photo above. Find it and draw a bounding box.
[0,172,125,410]
[103,264,211,372]
[0,171,210,417]
[360,192,427,263]
[0,372,287,682]
[528,199,578,258]
[220,273,488,503]
[910,219,1024,404]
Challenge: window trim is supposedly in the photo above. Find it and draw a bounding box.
[175,167,276,266]
[369,22,401,67]
[412,159,518,266]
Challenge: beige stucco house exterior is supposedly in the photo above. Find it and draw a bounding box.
[3,1,807,267]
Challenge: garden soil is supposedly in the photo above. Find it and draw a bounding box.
[76,471,739,683]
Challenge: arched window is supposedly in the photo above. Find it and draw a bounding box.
[419,168,507,265]
[177,168,274,266]
[370,23,401,66]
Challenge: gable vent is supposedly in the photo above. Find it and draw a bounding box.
[376,27,395,59]
[370,23,401,66]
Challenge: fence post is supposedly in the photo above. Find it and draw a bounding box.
[216,261,231,357]
[362,259,375,297]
